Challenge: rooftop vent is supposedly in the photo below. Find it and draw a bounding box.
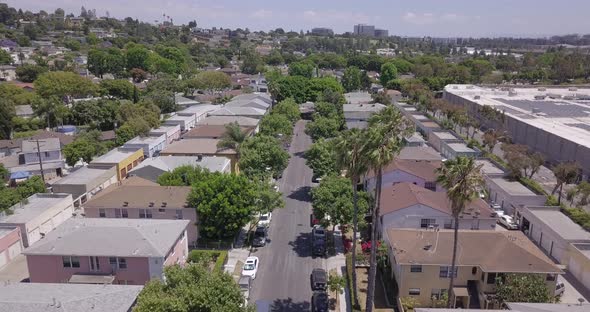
[423,244,432,251]
[161,202,167,207]
[149,202,154,207]
[537,87,546,91]
[474,95,480,100]
[196,154,203,161]
[569,87,578,91]
[123,201,129,207]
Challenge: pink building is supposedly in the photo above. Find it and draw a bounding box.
[81,178,199,246]
[365,159,443,193]
[0,226,22,270]
[23,218,189,285]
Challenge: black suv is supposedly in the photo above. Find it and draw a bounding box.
[312,239,326,257]
[311,268,327,291]
[252,226,268,247]
[311,291,329,312]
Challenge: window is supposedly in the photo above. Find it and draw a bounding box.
[139,209,152,218]
[175,209,183,219]
[109,257,117,267]
[444,220,453,229]
[127,164,132,171]
[439,266,457,278]
[420,219,437,229]
[44,151,50,157]
[115,209,121,218]
[158,208,166,213]
[62,256,80,268]
[99,209,106,218]
[431,289,447,300]
[122,209,128,218]
[409,288,421,296]
[425,182,436,191]
[146,209,152,218]
[410,265,422,273]
[118,258,127,269]
[487,272,497,284]
[89,256,100,271]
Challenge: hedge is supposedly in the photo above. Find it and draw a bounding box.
[188,250,228,273]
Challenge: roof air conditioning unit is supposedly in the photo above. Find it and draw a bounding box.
[537,87,546,91]
[474,95,480,100]
[569,87,578,91]
[123,201,128,207]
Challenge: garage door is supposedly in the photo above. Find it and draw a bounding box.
[7,241,21,260]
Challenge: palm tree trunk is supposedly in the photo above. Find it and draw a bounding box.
[351,177,359,307]
[365,167,382,312]
[558,183,564,205]
[447,214,460,308]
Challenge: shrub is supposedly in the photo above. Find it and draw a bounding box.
[188,250,228,273]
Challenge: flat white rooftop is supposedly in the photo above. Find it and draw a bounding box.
[0,193,72,224]
[526,206,590,241]
[445,84,590,149]
[447,142,476,153]
[433,131,459,140]
[91,148,140,164]
[492,178,537,196]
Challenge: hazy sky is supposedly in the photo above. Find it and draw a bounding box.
[6,0,590,37]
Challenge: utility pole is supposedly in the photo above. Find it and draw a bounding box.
[33,139,46,183]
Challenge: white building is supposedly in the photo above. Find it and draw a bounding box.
[123,134,167,158]
[0,193,74,247]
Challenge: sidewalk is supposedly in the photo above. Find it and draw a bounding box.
[328,225,351,312]
[224,223,252,279]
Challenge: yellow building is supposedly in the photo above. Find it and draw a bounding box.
[385,229,562,309]
[88,148,145,181]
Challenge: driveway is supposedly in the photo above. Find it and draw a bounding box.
[249,120,327,311]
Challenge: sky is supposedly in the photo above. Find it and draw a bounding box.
[6,0,590,38]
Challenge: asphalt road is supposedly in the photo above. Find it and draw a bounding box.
[249,120,326,311]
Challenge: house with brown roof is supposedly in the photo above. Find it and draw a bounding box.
[378,182,497,234]
[159,138,238,173]
[385,228,562,309]
[365,159,443,193]
[82,179,198,245]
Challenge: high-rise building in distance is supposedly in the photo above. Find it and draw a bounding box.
[311,27,334,36]
[353,24,375,36]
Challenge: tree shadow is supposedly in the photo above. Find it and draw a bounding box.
[288,232,313,258]
[271,298,311,312]
[293,151,306,158]
[287,186,312,202]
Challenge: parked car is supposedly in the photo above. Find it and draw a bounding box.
[311,268,327,290]
[311,291,329,312]
[312,225,326,240]
[252,226,268,247]
[555,281,565,297]
[312,239,326,257]
[238,276,251,306]
[258,212,272,227]
[499,215,518,230]
[312,175,322,184]
[491,204,504,217]
[242,256,259,279]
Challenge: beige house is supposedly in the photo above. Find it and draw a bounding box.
[82,177,198,246]
[385,229,562,309]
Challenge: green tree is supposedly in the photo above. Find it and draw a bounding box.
[114,123,137,146]
[100,79,134,100]
[0,97,15,139]
[188,172,258,239]
[436,157,485,307]
[241,50,264,74]
[308,77,344,102]
[341,66,362,92]
[380,62,398,86]
[126,45,151,71]
[239,135,290,179]
[269,75,310,103]
[305,116,340,141]
[0,49,11,65]
[328,274,347,295]
[63,39,81,51]
[217,122,248,159]
[305,139,338,179]
[311,175,368,231]
[16,176,46,198]
[134,264,252,312]
[15,64,47,82]
[364,106,414,312]
[289,61,314,78]
[62,138,97,166]
[260,113,293,138]
[495,274,552,304]
[271,98,300,123]
[390,58,413,74]
[333,128,369,306]
[34,71,97,100]
[187,71,232,93]
[253,178,285,218]
[552,162,581,205]
[0,163,9,182]
[158,165,210,186]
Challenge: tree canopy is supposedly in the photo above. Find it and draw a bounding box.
[311,175,369,230]
[239,135,290,179]
[495,274,553,304]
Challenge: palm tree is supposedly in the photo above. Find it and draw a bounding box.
[217,122,247,159]
[364,106,414,312]
[436,156,484,308]
[551,162,581,205]
[333,128,369,307]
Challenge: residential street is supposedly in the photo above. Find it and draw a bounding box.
[249,120,327,311]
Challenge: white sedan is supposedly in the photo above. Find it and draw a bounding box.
[258,212,272,227]
[499,215,518,230]
[241,256,259,279]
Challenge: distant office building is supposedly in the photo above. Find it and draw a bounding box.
[311,28,334,36]
[353,24,375,36]
[374,29,389,37]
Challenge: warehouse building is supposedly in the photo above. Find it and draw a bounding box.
[444,85,590,177]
